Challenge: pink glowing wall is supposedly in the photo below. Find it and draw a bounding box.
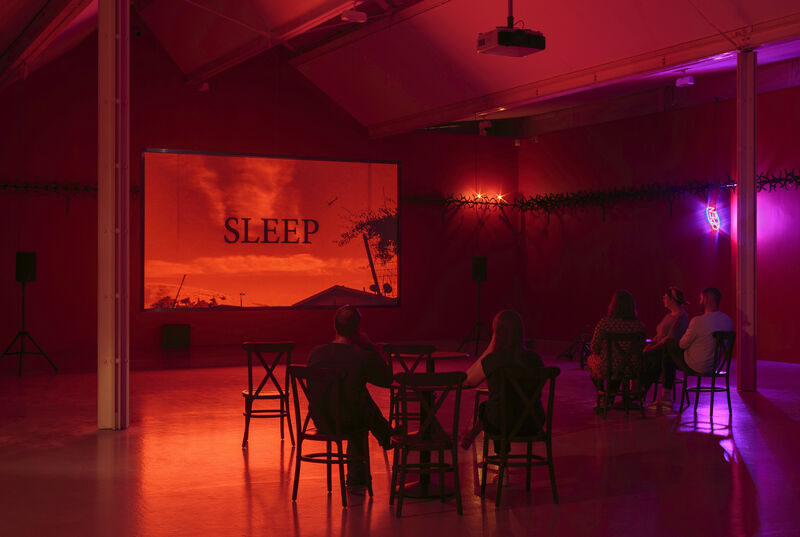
[518,87,800,362]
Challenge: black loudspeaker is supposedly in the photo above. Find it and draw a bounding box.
[471,256,487,282]
[15,252,36,282]
[161,324,190,349]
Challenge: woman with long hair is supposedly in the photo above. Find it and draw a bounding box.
[586,290,646,401]
[461,310,544,448]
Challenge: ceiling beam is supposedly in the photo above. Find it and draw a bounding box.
[513,57,800,137]
[185,0,366,85]
[0,0,93,91]
[291,0,454,67]
[366,11,800,137]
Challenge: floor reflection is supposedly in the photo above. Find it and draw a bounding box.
[0,357,798,536]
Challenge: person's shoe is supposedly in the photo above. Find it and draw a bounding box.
[345,474,369,488]
[658,398,674,412]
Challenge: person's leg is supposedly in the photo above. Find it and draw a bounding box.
[662,339,689,389]
[363,393,392,449]
[345,431,369,486]
[658,339,691,407]
[641,347,663,393]
[345,393,390,487]
[461,401,485,449]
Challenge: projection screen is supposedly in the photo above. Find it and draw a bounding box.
[143,149,399,309]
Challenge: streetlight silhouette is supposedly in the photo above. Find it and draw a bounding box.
[239,293,245,308]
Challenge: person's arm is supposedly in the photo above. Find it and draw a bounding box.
[355,332,393,387]
[657,316,678,343]
[362,350,393,387]
[463,336,496,388]
[464,358,487,388]
[529,351,544,368]
[589,320,604,355]
[668,313,689,340]
[679,317,698,350]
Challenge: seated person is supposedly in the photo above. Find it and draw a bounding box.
[586,290,646,403]
[461,310,544,449]
[642,286,690,407]
[656,287,733,410]
[307,305,393,487]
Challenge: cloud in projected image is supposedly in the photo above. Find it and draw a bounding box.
[146,254,365,277]
[185,156,299,223]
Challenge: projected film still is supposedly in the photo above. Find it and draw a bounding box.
[143,150,398,309]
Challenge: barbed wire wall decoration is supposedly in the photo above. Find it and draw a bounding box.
[0,181,140,195]
[3,168,798,213]
[756,168,800,192]
[406,168,800,215]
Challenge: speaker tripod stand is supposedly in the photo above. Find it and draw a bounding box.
[458,279,491,357]
[2,281,57,376]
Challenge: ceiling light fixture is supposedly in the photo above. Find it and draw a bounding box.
[676,74,695,87]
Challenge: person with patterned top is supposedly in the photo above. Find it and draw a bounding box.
[586,290,646,396]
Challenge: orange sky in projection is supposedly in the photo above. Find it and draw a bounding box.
[143,151,398,308]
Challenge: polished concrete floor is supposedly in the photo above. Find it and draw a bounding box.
[1,351,799,537]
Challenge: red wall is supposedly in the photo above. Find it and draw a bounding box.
[0,24,520,372]
[1,21,798,372]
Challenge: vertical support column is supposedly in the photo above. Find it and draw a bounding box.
[736,49,757,392]
[98,0,130,429]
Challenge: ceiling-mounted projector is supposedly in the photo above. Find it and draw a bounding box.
[477,27,545,56]
[477,0,545,57]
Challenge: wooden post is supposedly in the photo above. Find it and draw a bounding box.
[736,49,757,392]
[98,0,130,429]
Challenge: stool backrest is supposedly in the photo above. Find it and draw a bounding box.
[384,344,436,374]
[487,366,560,440]
[242,341,295,397]
[288,365,347,438]
[711,331,736,376]
[604,332,645,381]
[393,371,466,448]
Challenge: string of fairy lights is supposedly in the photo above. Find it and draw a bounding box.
[406,168,800,214]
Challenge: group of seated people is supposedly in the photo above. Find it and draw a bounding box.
[306,305,543,488]
[305,286,733,489]
[586,286,733,410]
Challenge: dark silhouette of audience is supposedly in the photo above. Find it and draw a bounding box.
[461,310,545,449]
[307,305,393,487]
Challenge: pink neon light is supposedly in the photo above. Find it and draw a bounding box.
[706,206,720,231]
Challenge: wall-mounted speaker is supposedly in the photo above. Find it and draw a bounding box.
[161,324,190,349]
[472,256,487,282]
[15,252,36,283]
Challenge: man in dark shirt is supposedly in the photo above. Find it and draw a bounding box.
[307,305,393,487]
